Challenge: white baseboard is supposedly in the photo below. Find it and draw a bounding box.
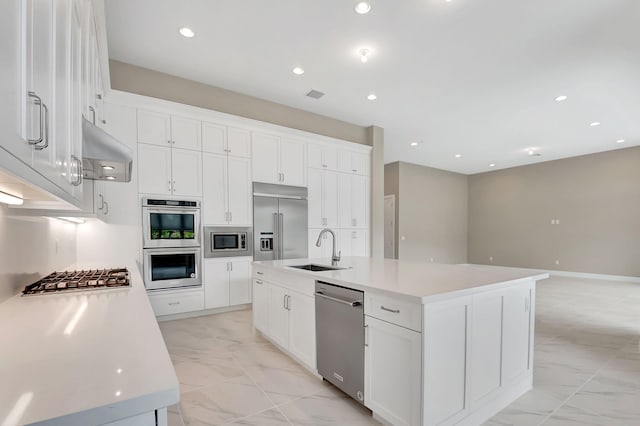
[155,304,250,322]
[466,264,640,284]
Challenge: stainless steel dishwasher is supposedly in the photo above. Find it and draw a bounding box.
[315,281,365,404]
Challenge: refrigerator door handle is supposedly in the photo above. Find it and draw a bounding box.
[273,212,279,259]
[279,213,284,259]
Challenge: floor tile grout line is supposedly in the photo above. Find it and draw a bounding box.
[536,342,629,425]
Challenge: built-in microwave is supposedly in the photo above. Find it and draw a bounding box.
[142,198,200,249]
[204,227,253,258]
[143,247,202,291]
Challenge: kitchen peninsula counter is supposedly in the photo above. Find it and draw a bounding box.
[0,266,179,426]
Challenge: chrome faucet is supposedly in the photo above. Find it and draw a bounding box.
[316,228,341,266]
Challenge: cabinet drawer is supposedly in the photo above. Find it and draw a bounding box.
[365,293,422,332]
[148,291,204,316]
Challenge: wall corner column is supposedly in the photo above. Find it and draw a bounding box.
[368,125,384,258]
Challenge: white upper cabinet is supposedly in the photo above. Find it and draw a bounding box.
[308,169,338,228]
[171,116,201,151]
[138,144,172,196]
[202,122,226,155]
[137,110,171,146]
[308,143,339,171]
[338,173,369,229]
[252,132,306,186]
[339,151,370,175]
[202,153,227,224]
[227,127,251,158]
[171,148,202,197]
[226,156,252,225]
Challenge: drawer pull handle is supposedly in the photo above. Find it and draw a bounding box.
[380,306,400,313]
[256,271,264,275]
[256,280,263,285]
[168,302,181,306]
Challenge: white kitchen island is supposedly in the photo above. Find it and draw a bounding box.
[251,257,548,426]
[0,267,179,426]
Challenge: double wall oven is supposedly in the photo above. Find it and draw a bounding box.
[142,198,202,290]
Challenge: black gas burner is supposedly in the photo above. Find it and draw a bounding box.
[22,268,130,295]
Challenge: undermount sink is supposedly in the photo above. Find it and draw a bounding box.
[288,264,345,272]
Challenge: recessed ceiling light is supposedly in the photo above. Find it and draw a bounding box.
[616,139,625,143]
[102,165,115,170]
[590,121,601,127]
[358,48,371,63]
[555,95,567,102]
[292,67,304,75]
[354,2,371,14]
[410,142,419,147]
[367,94,377,101]
[489,163,496,167]
[105,176,116,180]
[455,154,461,158]
[179,27,195,38]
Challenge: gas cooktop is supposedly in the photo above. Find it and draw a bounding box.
[22,268,130,295]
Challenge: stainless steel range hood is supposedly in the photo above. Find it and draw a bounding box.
[82,116,133,182]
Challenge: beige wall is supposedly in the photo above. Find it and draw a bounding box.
[109,60,369,145]
[468,146,640,277]
[384,162,468,263]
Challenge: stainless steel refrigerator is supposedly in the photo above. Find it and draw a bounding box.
[253,183,308,261]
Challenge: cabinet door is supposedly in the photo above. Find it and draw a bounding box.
[28,0,58,184]
[470,291,503,405]
[227,127,251,158]
[171,148,202,197]
[202,153,228,224]
[338,230,351,257]
[227,156,252,225]
[307,143,323,169]
[66,0,83,200]
[268,284,289,349]
[307,169,324,227]
[202,121,226,154]
[53,0,71,193]
[502,284,532,383]
[338,173,353,228]
[351,174,369,228]
[171,116,201,151]
[251,132,279,184]
[280,138,305,186]
[138,144,171,195]
[323,171,339,228]
[351,152,369,175]
[323,145,339,171]
[252,279,269,334]
[365,315,422,426]
[137,110,171,146]
[204,260,229,309]
[350,230,369,256]
[308,229,323,259]
[229,260,251,305]
[423,297,471,426]
[288,290,316,370]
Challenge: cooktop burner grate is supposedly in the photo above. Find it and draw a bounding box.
[22,268,130,295]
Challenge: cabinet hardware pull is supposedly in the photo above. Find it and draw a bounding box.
[286,295,291,310]
[98,194,104,210]
[27,92,44,145]
[71,155,82,186]
[256,280,263,285]
[352,169,357,172]
[168,302,180,306]
[380,306,400,313]
[172,181,176,193]
[229,212,233,222]
[103,201,109,215]
[230,262,233,271]
[168,180,172,192]
[101,119,107,125]
[283,294,288,309]
[256,271,263,275]
[88,106,96,125]
[364,324,369,347]
[96,93,102,100]
[33,102,50,151]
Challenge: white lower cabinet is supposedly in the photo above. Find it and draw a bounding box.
[364,315,422,426]
[252,276,316,371]
[204,258,252,309]
[147,290,204,317]
[501,284,533,383]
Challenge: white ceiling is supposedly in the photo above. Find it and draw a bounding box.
[104,0,640,174]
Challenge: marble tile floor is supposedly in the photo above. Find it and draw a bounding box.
[159,276,640,426]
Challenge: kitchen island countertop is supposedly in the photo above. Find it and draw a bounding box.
[0,266,179,426]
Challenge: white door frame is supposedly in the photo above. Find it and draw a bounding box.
[384,195,396,259]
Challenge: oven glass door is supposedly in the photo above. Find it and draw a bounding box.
[213,234,240,250]
[143,208,200,248]
[144,249,201,290]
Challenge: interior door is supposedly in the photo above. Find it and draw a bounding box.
[279,198,308,260]
[253,196,278,261]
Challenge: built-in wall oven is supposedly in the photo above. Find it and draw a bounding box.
[204,227,253,258]
[142,198,202,290]
[143,247,201,290]
[142,198,200,248]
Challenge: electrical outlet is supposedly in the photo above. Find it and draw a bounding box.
[489,256,493,261]
[556,219,560,225]
[555,259,560,265]
[401,236,405,241]
[429,257,434,262]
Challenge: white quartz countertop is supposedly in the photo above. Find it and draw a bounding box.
[253,257,549,303]
[0,266,179,426]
